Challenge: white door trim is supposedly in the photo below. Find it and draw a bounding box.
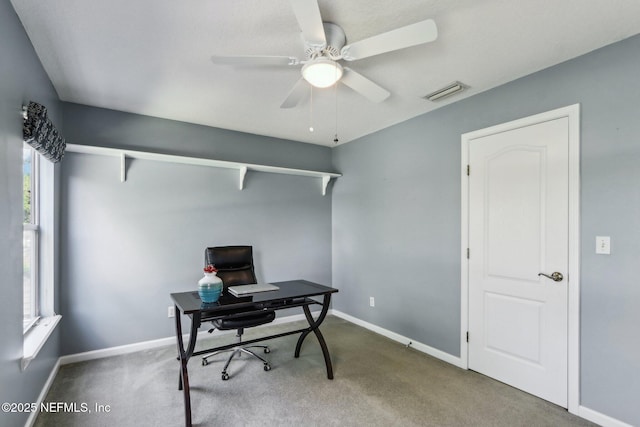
[460,104,580,414]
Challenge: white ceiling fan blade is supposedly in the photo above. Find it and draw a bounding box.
[341,19,437,61]
[340,68,390,103]
[280,78,309,108]
[289,0,326,48]
[211,55,299,66]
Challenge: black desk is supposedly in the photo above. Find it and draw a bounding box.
[171,280,338,427]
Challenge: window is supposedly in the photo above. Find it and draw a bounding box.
[23,144,39,332]
[22,143,61,370]
[21,101,64,368]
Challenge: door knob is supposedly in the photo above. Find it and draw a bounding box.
[538,272,563,282]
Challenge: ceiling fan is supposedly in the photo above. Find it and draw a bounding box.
[211,0,438,108]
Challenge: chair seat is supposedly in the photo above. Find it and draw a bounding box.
[213,310,275,330]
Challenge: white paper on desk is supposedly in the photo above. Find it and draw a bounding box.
[228,283,280,296]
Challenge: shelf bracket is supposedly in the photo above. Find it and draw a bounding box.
[120,152,126,183]
[321,175,331,196]
[238,166,248,190]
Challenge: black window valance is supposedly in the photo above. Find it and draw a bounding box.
[22,101,66,163]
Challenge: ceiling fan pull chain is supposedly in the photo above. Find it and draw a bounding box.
[334,67,339,144]
[309,86,314,133]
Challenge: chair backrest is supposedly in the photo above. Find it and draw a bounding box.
[205,246,257,288]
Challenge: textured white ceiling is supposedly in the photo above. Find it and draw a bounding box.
[11,0,640,146]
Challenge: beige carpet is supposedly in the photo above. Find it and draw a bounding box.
[35,316,596,426]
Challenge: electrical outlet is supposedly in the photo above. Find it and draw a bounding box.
[369,297,375,307]
[168,306,175,318]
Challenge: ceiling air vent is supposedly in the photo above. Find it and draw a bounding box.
[424,81,468,102]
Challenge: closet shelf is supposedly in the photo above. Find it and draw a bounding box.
[65,144,340,195]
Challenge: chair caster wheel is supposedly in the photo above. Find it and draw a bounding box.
[221,372,229,381]
[264,348,270,354]
[202,359,209,366]
[264,363,271,371]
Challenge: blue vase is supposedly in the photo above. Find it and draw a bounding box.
[198,272,223,303]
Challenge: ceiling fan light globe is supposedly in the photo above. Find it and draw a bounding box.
[302,59,343,88]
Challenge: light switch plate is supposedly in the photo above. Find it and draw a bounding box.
[595,236,611,255]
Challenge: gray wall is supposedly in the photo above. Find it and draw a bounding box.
[59,103,335,355]
[331,34,640,425]
[60,102,332,171]
[0,2,62,427]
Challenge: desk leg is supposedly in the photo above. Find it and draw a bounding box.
[175,305,200,427]
[295,294,334,379]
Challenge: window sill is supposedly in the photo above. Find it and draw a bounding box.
[22,315,62,371]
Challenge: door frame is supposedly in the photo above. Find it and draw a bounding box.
[460,104,580,413]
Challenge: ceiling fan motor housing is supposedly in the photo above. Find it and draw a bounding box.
[304,22,346,60]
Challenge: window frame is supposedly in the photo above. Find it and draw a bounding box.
[22,144,61,370]
[23,145,40,333]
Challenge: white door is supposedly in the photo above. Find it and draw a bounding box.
[467,116,569,407]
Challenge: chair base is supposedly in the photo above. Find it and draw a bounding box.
[202,344,271,381]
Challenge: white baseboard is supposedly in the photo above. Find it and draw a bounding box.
[578,405,634,427]
[59,334,191,365]
[331,310,466,368]
[24,358,61,427]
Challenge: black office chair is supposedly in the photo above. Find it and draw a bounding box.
[201,246,275,380]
